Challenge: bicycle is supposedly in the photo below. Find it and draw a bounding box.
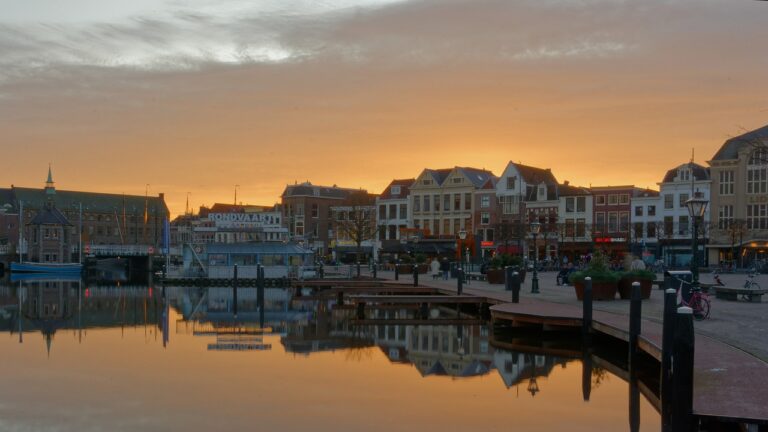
[675,278,711,320]
[741,273,762,301]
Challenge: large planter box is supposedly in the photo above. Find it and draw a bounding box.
[574,280,618,301]
[618,278,652,299]
[487,269,505,284]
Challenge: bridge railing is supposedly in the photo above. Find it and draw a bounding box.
[87,245,155,256]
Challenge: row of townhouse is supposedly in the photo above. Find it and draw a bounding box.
[169,124,767,268]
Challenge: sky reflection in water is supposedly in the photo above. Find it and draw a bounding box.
[0,280,659,431]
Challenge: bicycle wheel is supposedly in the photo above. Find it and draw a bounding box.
[692,296,711,320]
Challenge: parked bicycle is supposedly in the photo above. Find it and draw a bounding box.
[741,273,762,301]
[675,277,711,320]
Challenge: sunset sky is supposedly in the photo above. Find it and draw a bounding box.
[1,0,766,216]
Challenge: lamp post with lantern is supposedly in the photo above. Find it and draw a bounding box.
[458,230,467,272]
[685,193,709,289]
[530,221,541,294]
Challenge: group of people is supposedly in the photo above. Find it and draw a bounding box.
[430,258,452,280]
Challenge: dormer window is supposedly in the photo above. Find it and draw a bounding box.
[390,185,401,196]
[452,177,463,184]
[507,176,517,190]
[422,179,432,186]
[538,185,546,200]
[679,169,690,182]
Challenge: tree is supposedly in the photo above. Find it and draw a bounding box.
[726,219,747,269]
[332,191,379,264]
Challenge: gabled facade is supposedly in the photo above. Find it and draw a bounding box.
[556,182,593,261]
[375,179,414,243]
[708,125,768,268]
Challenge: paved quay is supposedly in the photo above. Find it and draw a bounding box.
[371,269,768,423]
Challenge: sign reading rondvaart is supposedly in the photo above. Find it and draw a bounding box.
[207,212,282,228]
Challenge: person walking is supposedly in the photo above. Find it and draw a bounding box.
[430,258,441,280]
[440,258,450,280]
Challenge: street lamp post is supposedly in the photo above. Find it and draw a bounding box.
[685,194,708,289]
[530,221,541,294]
[458,230,467,273]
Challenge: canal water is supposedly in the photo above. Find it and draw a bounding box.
[0,276,660,431]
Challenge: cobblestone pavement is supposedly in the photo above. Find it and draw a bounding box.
[379,270,768,362]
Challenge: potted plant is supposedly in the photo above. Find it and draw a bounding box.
[568,253,620,300]
[398,255,413,274]
[486,254,525,284]
[618,269,655,299]
[414,253,428,273]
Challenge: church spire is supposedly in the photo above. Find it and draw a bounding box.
[45,164,56,196]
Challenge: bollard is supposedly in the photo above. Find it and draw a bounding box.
[356,301,365,320]
[413,265,419,287]
[660,288,677,432]
[457,269,464,295]
[257,265,265,309]
[671,306,695,432]
[356,262,361,279]
[420,302,428,320]
[504,266,514,291]
[628,282,642,370]
[319,263,324,279]
[511,272,520,303]
[395,264,399,281]
[232,264,238,318]
[582,277,593,341]
[373,264,377,279]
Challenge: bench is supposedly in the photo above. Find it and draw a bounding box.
[713,286,767,302]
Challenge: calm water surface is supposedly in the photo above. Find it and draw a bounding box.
[0,277,660,431]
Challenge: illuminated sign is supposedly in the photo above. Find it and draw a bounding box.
[480,241,495,247]
[208,212,281,228]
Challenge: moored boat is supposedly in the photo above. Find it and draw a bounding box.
[10,262,83,274]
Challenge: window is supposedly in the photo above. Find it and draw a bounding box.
[664,216,674,236]
[647,223,656,238]
[434,194,440,212]
[635,206,643,217]
[576,219,586,237]
[486,228,494,241]
[390,185,401,196]
[679,193,689,209]
[538,185,546,200]
[500,195,519,215]
[464,193,472,210]
[453,194,461,211]
[453,218,460,235]
[452,177,463,184]
[619,212,629,232]
[507,176,517,190]
[746,163,768,195]
[565,197,575,213]
[311,203,319,218]
[607,194,618,205]
[423,195,431,212]
[718,205,733,229]
[608,212,618,232]
[399,204,407,219]
[413,195,421,212]
[422,179,432,186]
[565,219,574,237]
[481,195,490,208]
[595,195,605,206]
[481,212,490,225]
[388,204,396,220]
[595,212,605,233]
[747,204,768,229]
[664,194,673,209]
[576,197,586,212]
[678,215,689,235]
[648,205,656,216]
[414,219,420,229]
[679,169,690,182]
[388,225,397,240]
[719,170,734,195]
[634,222,643,239]
[294,220,304,236]
[619,194,629,205]
[443,194,450,212]
[443,219,450,235]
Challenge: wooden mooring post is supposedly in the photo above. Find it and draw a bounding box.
[628,281,642,369]
[232,264,238,319]
[394,264,399,281]
[660,288,677,432]
[671,306,695,432]
[413,265,419,287]
[457,269,464,295]
[582,277,592,342]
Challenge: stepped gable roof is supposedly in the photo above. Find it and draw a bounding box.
[712,124,768,161]
[29,204,72,226]
[379,178,414,199]
[557,183,589,196]
[281,182,361,199]
[513,163,558,185]
[661,162,710,183]
[11,187,168,215]
[456,167,498,188]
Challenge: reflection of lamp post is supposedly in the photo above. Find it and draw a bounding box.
[530,221,541,294]
[527,354,540,397]
[685,194,708,288]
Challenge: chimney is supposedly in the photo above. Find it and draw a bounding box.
[564,180,569,186]
[158,192,165,201]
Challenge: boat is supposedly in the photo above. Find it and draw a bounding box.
[10,272,82,282]
[10,262,83,274]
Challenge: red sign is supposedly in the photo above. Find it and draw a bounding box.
[480,241,495,247]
